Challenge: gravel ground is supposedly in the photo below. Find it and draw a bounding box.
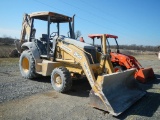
[0,58,52,103]
[0,56,160,120]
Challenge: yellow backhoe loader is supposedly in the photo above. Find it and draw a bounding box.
[16,11,145,116]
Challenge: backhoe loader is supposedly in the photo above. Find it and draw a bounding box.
[16,11,145,116]
[88,34,155,83]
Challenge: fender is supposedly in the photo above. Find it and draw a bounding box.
[21,42,40,59]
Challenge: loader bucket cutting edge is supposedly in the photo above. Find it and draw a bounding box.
[89,68,146,116]
[135,68,155,83]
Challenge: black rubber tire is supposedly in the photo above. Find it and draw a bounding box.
[51,67,72,93]
[19,50,38,79]
[114,66,124,72]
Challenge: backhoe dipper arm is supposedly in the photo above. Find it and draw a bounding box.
[15,14,32,53]
[20,14,31,43]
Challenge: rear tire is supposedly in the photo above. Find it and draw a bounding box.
[51,67,72,93]
[19,50,38,79]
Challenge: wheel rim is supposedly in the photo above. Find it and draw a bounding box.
[22,57,29,73]
[53,73,62,88]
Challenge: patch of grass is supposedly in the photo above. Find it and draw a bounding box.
[133,55,157,60]
[0,58,19,66]
[0,45,15,58]
[111,49,156,56]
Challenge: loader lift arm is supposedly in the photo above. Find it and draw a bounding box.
[57,37,115,113]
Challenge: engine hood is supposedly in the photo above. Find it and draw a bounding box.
[59,36,95,49]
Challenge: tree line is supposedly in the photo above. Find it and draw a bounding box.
[0,36,159,52]
[0,36,15,45]
[110,44,159,52]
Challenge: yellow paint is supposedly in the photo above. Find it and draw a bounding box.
[34,34,134,115]
[22,57,29,73]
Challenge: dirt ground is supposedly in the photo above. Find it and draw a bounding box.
[0,55,160,120]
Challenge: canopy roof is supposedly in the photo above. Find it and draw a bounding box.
[88,34,118,39]
[29,11,72,23]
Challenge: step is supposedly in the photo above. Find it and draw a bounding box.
[40,55,47,58]
[37,72,42,75]
[36,63,42,73]
[37,63,43,66]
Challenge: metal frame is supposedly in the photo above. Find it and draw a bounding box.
[27,12,75,59]
[47,16,51,58]
[115,38,120,53]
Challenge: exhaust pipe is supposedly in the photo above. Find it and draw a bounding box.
[72,14,75,39]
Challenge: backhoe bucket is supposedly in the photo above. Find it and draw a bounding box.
[90,68,146,116]
[135,68,155,83]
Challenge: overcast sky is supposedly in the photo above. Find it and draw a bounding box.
[0,0,160,46]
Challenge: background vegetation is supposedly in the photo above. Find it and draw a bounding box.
[0,36,159,58]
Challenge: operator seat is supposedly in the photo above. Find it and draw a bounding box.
[40,34,48,42]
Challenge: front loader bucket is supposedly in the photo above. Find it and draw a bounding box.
[90,68,146,116]
[135,68,155,83]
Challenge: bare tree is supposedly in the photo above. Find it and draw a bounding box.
[75,30,81,39]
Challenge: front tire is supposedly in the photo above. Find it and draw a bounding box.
[19,50,37,79]
[51,67,72,93]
